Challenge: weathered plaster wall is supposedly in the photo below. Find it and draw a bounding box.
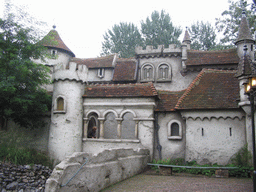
[87,68,113,82]
[138,56,198,91]
[182,110,246,165]
[155,112,186,160]
[45,148,149,192]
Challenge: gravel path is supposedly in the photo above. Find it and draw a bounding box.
[102,172,253,192]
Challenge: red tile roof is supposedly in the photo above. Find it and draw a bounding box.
[83,83,158,98]
[40,30,75,57]
[175,69,239,110]
[155,90,185,112]
[186,49,239,66]
[112,58,137,82]
[71,55,115,68]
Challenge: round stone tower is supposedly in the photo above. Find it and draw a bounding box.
[40,27,88,163]
[49,62,86,163]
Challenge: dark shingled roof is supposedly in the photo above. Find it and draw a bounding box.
[112,58,137,82]
[186,49,239,66]
[40,29,75,57]
[71,55,116,68]
[155,90,185,112]
[83,83,158,98]
[175,69,239,110]
[235,14,254,44]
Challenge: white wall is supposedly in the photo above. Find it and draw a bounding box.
[182,110,246,165]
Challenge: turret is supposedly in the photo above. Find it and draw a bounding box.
[181,28,191,71]
[235,11,255,60]
[48,61,87,163]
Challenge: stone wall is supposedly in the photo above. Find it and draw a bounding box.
[45,148,149,192]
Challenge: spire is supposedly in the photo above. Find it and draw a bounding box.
[39,26,75,57]
[182,27,191,44]
[235,11,254,45]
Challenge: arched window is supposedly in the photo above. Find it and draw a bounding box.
[158,64,169,79]
[54,96,66,113]
[104,112,118,139]
[121,112,136,139]
[87,113,99,138]
[167,120,182,140]
[141,64,154,81]
[57,97,64,111]
[157,63,171,81]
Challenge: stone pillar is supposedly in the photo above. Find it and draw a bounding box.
[83,118,89,138]
[116,118,123,139]
[135,121,139,139]
[99,118,104,139]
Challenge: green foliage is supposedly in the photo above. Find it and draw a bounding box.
[231,144,252,167]
[141,10,182,48]
[189,21,217,50]
[0,3,51,129]
[101,22,143,58]
[215,0,256,45]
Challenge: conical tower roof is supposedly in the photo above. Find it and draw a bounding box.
[40,26,75,57]
[235,12,254,45]
[182,27,191,43]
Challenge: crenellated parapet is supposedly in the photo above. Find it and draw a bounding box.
[53,62,88,83]
[135,44,181,58]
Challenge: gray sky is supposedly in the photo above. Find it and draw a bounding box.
[0,0,231,58]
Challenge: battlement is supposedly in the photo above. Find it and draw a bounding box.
[53,62,88,83]
[135,44,181,58]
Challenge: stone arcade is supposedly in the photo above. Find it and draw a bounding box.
[35,14,255,166]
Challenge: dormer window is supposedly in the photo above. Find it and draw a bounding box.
[97,68,104,78]
[51,49,58,59]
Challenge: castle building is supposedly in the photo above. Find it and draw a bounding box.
[37,15,255,165]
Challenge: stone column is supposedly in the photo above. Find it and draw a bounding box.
[98,118,105,139]
[116,118,123,139]
[83,118,89,138]
[135,121,139,139]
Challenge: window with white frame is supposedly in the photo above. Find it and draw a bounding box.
[97,68,104,78]
[141,64,154,81]
[167,120,182,140]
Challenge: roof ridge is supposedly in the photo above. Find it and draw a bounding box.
[175,69,207,109]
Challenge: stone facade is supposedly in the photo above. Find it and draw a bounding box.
[32,13,256,167]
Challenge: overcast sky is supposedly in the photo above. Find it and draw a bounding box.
[0,0,232,58]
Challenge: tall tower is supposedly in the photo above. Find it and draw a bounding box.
[40,27,87,162]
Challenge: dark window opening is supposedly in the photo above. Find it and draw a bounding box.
[171,123,179,136]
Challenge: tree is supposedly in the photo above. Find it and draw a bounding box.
[0,3,51,129]
[215,0,256,45]
[189,21,217,50]
[101,22,143,58]
[141,10,182,48]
